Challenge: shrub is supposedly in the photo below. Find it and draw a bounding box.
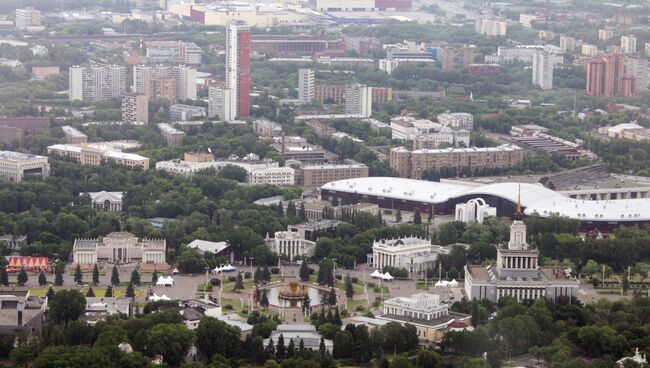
[228,276,237,282]
[335,274,342,280]
[271,267,280,274]
[351,277,359,283]
[356,305,365,312]
[308,267,315,275]
[244,272,251,279]
[210,278,221,286]
[224,304,233,310]
[241,309,248,314]
[367,282,376,288]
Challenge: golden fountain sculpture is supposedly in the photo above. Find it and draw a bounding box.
[278,282,308,300]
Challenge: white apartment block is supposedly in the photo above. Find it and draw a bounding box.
[0,151,49,182]
[145,41,202,65]
[391,116,442,141]
[474,17,507,37]
[532,51,554,90]
[599,29,614,41]
[15,8,41,30]
[369,237,450,275]
[625,57,649,93]
[437,113,473,130]
[69,65,126,102]
[122,93,149,124]
[156,157,294,185]
[582,44,599,56]
[621,35,637,54]
[488,46,564,65]
[559,36,575,51]
[208,86,236,122]
[298,68,315,103]
[345,84,372,118]
[133,65,196,101]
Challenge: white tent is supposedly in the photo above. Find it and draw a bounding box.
[381,272,394,281]
[212,266,223,274]
[222,264,237,272]
[156,275,174,287]
[149,293,162,301]
[435,279,459,288]
[370,270,382,278]
[160,294,171,301]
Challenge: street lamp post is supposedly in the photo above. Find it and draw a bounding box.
[249,257,254,280]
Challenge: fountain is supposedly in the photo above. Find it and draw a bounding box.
[278,282,309,301]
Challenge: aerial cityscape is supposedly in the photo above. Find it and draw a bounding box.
[1,0,650,367]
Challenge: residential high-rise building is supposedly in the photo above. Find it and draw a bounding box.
[532,51,554,90]
[585,53,626,97]
[345,84,372,118]
[69,65,126,102]
[133,65,196,101]
[298,69,315,104]
[599,29,614,41]
[121,93,149,124]
[144,77,176,102]
[559,36,575,51]
[474,17,507,36]
[582,44,598,56]
[440,46,475,70]
[15,8,41,30]
[225,22,251,118]
[625,57,649,93]
[621,35,637,54]
[208,87,236,122]
[145,41,202,65]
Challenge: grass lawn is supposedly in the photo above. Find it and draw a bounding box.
[416,283,432,290]
[221,297,243,308]
[29,287,144,298]
[346,299,369,313]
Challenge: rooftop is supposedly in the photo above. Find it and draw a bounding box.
[321,177,650,222]
[0,151,47,161]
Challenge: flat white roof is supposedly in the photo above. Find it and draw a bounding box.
[321,177,650,222]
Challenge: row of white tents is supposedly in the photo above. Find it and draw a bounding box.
[149,293,171,301]
[212,264,237,274]
[370,269,394,281]
[156,275,174,287]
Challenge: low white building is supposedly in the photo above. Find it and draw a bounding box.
[369,237,450,275]
[455,198,496,224]
[265,231,316,260]
[0,151,50,182]
[437,113,474,131]
[264,324,333,352]
[186,239,234,263]
[84,191,124,212]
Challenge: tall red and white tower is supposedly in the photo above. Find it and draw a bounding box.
[225,21,250,118]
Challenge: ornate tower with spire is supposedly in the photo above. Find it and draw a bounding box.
[495,184,539,278]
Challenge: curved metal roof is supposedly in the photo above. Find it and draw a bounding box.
[321,178,650,222]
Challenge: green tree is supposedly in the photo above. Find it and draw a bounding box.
[276,334,286,360]
[234,272,244,292]
[92,264,99,285]
[48,289,86,324]
[262,265,271,283]
[126,282,135,298]
[177,248,206,274]
[328,287,337,306]
[299,260,310,282]
[345,274,354,299]
[74,264,83,285]
[582,260,599,278]
[195,317,241,360]
[261,291,269,308]
[416,349,442,368]
[254,267,262,284]
[46,287,54,299]
[333,330,353,359]
[390,355,412,368]
[413,208,422,225]
[54,264,63,286]
[0,267,8,286]
[38,271,47,286]
[152,269,158,284]
[299,202,306,221]
[396,209,402,222]
[145,323,194,367]
[17,268,27,286]
[86,286,95,297]
[105,285,113,297]
[130,269,140,286]
[111,265,120,286]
